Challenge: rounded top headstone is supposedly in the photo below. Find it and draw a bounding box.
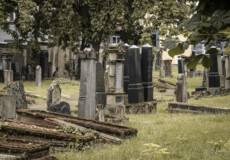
[130,45,139,49]
[125,43,129,47]
[143,44,152,48]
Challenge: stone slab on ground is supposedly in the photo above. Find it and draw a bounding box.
[167,102,230,114]
[125,101,157,114]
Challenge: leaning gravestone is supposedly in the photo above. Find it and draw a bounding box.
[36,65,42,87]
[7,81,28,109]
[47,81,61,108]
[128,45,144,103]
[141,44,153,102]
[78,48,96,120]
[0,95,16,120]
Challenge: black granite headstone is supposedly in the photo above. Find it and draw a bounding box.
[0,61,3,82]
[96,62,106,106]
[123,44,129,93]
[40,51,49,79]
[141,44,153,102]
[128,45,144,103]
[178,58,185,74]
[208,53,220,87]
[222,56,226,76]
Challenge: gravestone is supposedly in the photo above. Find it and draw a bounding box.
[104,43,128,122]
[26,64,35,81]
[175,74,188,103]
[188,51,197,78]
[128,45,144,103]
[178,58,185,74]
[7,81,27,109]
[96,62,106,106]
[217,53,225,87]
[0,61,3,82]
[2,53,13,86]
[123,43,129,93]
[69,59,75,79]
[164,59,172,77]
[78,48,97,120]
[40,50,49,79]
[141,44,153,102]
[0,95,16,120]
[48,101,71,115]
[156,51,162,70]
[225,55,230,89]
[47,82,61,108]
[36,65,42,87]
[4,70,13,86]
[159,51,164,77]
[208,51,221,94]
[202,68,209,87]
[12,62,20,81]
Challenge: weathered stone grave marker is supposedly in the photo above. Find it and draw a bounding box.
[141,44,153,101]
[7,81,27,109]
[0,95,16,120]
[164,59,172,77]
[175,74,188,103]
[36,65,42,87]
[225,54,230,89]
[47,82,61,108]
[123,43,129,94]
[78,48,97,120]
[2,53,13,86]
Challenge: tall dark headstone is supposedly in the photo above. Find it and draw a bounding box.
[128,45,144,103]
[178,58,185,74]
[40,50,49,79]
[96,62,106,106]
[123,43,129,93]
[26,64,34,81]
[0,61,3,82]
[208,53,220,88]
[141,44,153,102]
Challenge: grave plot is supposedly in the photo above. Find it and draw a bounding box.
[0,121,98,148]
[16,109,138,139]
[167,102,230,114]
[0,137,51,159]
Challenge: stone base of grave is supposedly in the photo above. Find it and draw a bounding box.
[208,87,221,95]
[102,105,129,123]
[167,102,230,114]
[125,101,157,114]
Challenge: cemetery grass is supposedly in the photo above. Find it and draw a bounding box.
[54,67,230,160]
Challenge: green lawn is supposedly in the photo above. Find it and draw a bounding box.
[1,67,230,160]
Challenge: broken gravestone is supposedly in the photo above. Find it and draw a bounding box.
[48,101,71,115]
[6,81,27,109]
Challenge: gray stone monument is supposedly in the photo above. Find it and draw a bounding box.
[225,55,230,89]
[202,68,209,87]
[47,81,61,108]
[217,53,225,88]
[0,95,16,120]
[2,53,13,86]
[36,65,42,87]
[141,44,153,102]
[78,48,97,120]
[96,62,106,106]
[104,44,128,122]
[164,59,172,77]
[7,81,27,109]
[175,74,188,103]
[128,45,144,103]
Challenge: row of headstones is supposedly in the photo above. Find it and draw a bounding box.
[123,44,153,103]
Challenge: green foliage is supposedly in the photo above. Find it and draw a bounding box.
[140,32,152,45]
